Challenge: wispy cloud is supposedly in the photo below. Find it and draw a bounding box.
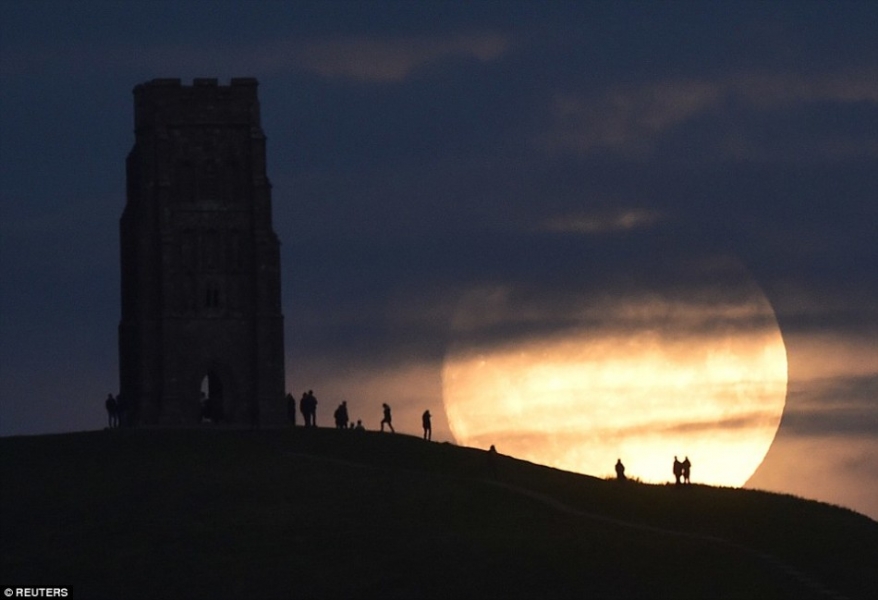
[542,80,721,155]
[542,208,662,234]
[733,71,878,107]
[294,33,510,82]
[448,262,782,349]
[538,69,878,158]
[0,32,511,82]
[483,410,785,446]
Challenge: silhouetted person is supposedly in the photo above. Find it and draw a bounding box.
[105,393,117,428]
[334,401,349,429]
[300,390,318,427]
[422,410,432,440]
[300,392,310,426]
[355,419,365,431]
[312,393,318,426]
[380,403,394,433]
[286,393,296,426]
[486,444,499,478]
[682,456,691,484]
[673,456,683,485]
[615,458,626,481]
[200,392,211,423]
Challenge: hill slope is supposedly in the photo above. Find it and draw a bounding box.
[2,429,876,599]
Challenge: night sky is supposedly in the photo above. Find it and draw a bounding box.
[1,1,876,519]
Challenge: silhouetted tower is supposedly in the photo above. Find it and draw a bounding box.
[119,78,285,426]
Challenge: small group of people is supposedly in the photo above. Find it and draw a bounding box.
[104,388,429,435]
[612,456,693,485]
[286,391,433,440]
[673,455,692,485]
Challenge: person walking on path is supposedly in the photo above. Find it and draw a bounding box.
[380,403,395,433]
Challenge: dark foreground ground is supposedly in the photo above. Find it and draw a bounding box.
[2,428,876,599]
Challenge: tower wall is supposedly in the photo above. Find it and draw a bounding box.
[119,78,285,427]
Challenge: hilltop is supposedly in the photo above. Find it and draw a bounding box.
[2,428,876,599]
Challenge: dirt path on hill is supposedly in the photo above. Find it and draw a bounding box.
[284,449,849,600]
[482,478,849,600]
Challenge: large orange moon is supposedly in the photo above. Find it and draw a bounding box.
[441,264,787,486]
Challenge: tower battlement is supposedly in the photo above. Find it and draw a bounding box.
[133,78,261,129]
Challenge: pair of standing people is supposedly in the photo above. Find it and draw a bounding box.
[300,390,318,427]
[105,393,118,428]
[104,393,128,428]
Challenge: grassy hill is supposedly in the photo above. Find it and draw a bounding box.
[2,428,876,599]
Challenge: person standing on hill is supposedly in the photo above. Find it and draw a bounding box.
[682,456,691,484]
[286,393,296,427]
[300,392,310,426]
[380,403,395,433]
[105,393,117,428]
[334,401,349,429]
[308,390,318,426]
[422,410,432,440]
[300,390,318,427]
[615,458,626,481]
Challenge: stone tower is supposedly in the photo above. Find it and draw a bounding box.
[119,78,285,427]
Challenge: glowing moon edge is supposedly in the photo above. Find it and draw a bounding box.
[441,283,788,487]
